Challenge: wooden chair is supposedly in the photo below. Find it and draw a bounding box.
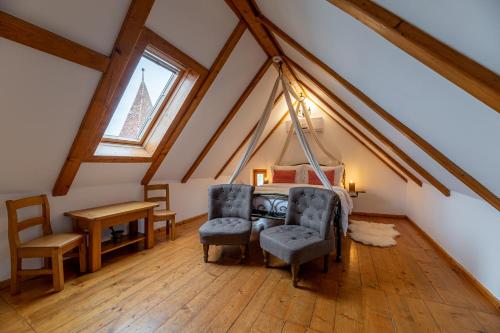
[6,195,86,294]
[144,184,176,240]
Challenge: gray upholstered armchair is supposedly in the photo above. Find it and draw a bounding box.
[260,187,337,287]
[199,184,255,263]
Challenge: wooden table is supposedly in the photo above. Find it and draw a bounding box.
[65,201,158,272]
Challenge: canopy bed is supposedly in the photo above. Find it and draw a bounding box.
[251,164,352,262]
[226,57,353,261]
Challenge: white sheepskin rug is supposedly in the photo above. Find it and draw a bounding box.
[348,220,400,247]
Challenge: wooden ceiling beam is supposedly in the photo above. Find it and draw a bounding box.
[289,58,451,197]
[302,83,417,185]
[327,0,500,113]
[214,91,284,180]
[52,0,155,196]
[319,105,408,183]
[141,21,247,185]
[228,0,280,56]
[228,0,298,88]
[0,10,109,72]
[263,15,498,210]
[181,58,272,183]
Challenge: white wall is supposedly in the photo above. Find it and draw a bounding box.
[0,0,130,55]
[0,177,226,281]
[258,0,500,299]
[236,102,408,215]
[153,30,267,181]
[406,183,500,299]
[146,0,237,68]
[258,0,500,197]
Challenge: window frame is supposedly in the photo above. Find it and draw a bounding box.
[89,28,208,161]
[253,169,268,186]
[101,57,184,146]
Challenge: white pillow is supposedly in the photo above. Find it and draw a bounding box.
[305,165,344,186]
[271,165,306,184]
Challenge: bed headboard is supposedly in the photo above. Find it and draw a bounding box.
[273,163,346,188]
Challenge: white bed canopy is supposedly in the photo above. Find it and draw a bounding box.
[228,57,340,191]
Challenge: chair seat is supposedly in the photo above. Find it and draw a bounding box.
[260,225,334,265]
[20,233,82,249]
[199,217,252,245]
[153,209,176,218]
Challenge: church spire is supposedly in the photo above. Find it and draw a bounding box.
[118,67,153,139]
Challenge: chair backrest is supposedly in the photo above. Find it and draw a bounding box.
[208,184,254,220]
[144,184,170,210]
[285,187,336,240]
[5,195,53,249]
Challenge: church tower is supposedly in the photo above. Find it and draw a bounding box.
[119,68,153,139]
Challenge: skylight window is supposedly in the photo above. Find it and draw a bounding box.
[103,50,179,143]
[93,29,206,161]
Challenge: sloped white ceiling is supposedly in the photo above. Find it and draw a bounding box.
[73,0,242,187]
[153,30,268,181]
[73,163,150,189]
[257,0,500,197]
[0,0,497,202]
[193,66,280,178]
[374,0,500,73]
[0,0,131,55]
[0,39,100,194]
[284,40,476,198]
[146,0,238,68]
[218,97,290,178]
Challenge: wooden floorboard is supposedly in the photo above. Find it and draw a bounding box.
[0,215,498,332]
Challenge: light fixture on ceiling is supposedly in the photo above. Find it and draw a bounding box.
[297,93,311,119]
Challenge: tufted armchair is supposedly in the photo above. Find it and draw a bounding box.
[260,187,337,287]
[199,184,255,263]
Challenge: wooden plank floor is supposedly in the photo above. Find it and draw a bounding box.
[1,215,499,332]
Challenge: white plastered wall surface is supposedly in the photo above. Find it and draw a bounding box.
[232,99,408,215]
[256,0,500,298]
[152,30,268,181]
[0,0,498,300]
[0,0,244,281]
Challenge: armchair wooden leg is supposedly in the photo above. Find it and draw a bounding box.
[291,264,300,287]
[203,244,209,263]
[79,240,87,273]
[170,218,176,241]
[10,256,21,295]
[262,250,269,267]
[240,245,247,262]
[52,250,64,292]
[324,254,330,273]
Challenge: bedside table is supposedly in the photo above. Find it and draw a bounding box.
[349,190,366,198]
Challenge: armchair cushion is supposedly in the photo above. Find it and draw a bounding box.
[260,225,334,265]
[208,184,254,220]
[199,217,252,245]
[285,187,336,240]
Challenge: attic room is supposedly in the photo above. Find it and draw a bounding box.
[0,0,499,332]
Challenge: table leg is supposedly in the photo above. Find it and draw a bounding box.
[129,220,138,236]
[88,221,102,272]
[145,209,155,249]
[72,218,81,233]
